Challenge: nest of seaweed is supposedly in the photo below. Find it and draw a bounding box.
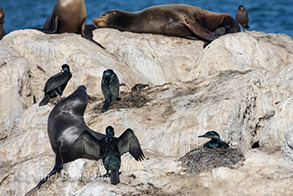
[179,147,245,173]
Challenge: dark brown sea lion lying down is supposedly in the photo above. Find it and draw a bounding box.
[93,4,240,45]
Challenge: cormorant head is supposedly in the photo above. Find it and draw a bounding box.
[103,69,114,80]
[105,126,115,137]
[198,131,220,140]
[62,64,70,72]
[238,5,245,11]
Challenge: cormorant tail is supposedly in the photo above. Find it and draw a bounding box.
[39,95,50,106]
[110,169,120,185]
[101,101,111,112]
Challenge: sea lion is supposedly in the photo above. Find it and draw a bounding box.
[236,5,249,29]
[198,131,229,149]
[77,126,145,185]
[93,4,240,43]
[33,0,104,48]
[34,85,106,189]
[101,69,120,112]
[0,8,6,40]
[39,64,72,106]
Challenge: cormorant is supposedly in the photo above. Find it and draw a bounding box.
[101,69,120,112]
[198,131,229,149]
[236,5,249,29]
[79,126,145,185]
[39,64,72,106]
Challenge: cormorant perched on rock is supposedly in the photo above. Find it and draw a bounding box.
[101,69,120,112]
[39,64,72,106]
[198,131,229,149]
[0,9,6,40]
[236,5,249,29]
[79,126,145,185]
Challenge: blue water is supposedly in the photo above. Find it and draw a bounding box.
[1,0,293,38]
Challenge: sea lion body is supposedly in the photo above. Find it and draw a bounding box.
[43,0,86,34]
[93,4,240,42]
[28,86,144,191]
[34,85,106,189]
[48,85,105,155]
[34,0,105,49]
[0,9,6,40]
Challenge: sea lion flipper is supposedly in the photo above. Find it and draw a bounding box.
[80,18,105,49]
[117,128,145,161]
[51,15,59,33]
[68,130,102,160]
[36,155,63,189]
[30,16,59,34]
[182,17,218,42]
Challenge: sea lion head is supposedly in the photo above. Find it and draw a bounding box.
[51,85,88,118]
[93,10,133,30]
[93,11,122,28]
[93,13,108,27]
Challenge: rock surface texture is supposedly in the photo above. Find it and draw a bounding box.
[0,29,292,195]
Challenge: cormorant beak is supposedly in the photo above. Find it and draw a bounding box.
[198,134,211,139]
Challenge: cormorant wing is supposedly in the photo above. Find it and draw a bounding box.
[219,140,229,149]
[62,130,102,162]
[117,129,145,161]
[44,71,72,93]
[109,73,119,96]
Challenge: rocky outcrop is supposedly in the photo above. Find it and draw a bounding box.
[282,126,293,161]
[0,29,292,195]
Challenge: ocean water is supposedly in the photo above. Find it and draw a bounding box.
[1,0,293,38]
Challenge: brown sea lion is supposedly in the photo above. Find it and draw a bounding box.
[0,9,6,40]
[93,4,240,43]
[236,5,249,29]
[33,0,104,48]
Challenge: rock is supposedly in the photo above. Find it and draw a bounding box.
[93,28,204,85]
[282,126,293,161]
[0,29,293,195]
[0,45,32,140]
